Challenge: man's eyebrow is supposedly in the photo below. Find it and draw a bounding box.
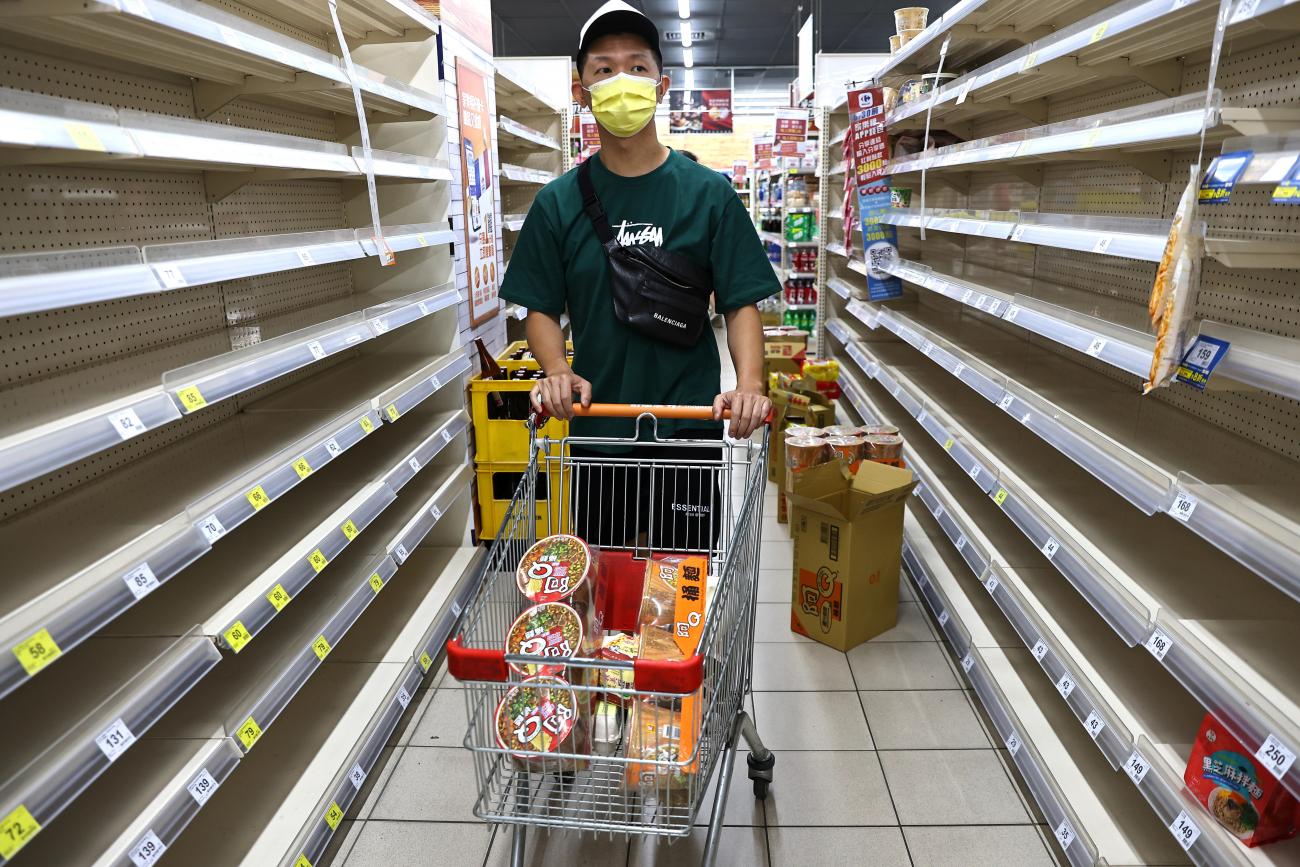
[587,51,653,62]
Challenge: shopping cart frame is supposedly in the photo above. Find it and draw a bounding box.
[447,404,775,867]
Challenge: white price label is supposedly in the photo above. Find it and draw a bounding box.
[953,362,966,378]
[1020,412,1031,426]
[1041,538,1061,559]
[394,543,409,562]
[1145,627,1174,661]
[998,393,1014,410]
[1085,337,1107,357]
[349,763,367,789]
[1169,810,1202,851]
[961,289,974,304]
[109,408,148,440]
[916,410,928,424]
[923,341,935,356]
[974,294,988,309]
[969,465,982,482]
[128,830,166,867]
[1123,751,1151,785]
[1010,225,1027,242]
[1054,820,1076,850]
[295,248,315,267]
[1006,732,1022,755]
[325,437,343,458]
[188,768,219,805]
[441,429,453,444]
[1084,710,1106,739]
[197,514,227,543]
[155,265,187,288]
[95,717,137,761]
[430,374,442,390]
[1255,734,1297,780]
[956,78,975,105]
[987,299,1004,317]
[1168,490,1198,522]
[955,534,967,551]
[122,562,160,600]
[1055,672,1076,698]
[430,504,443,521]
[307,340,326,360]
[934,504,946,520]
[1092,235,1113,254]
[937,610,949,627]
[1004,305,1021,322]
[417,301,430,316]
[985,575,999,594]
[961,653,975,672]
[1031,640,1049,661]
[396,686,412,709]
[1231,0,1262,22]
[407,457,421,473]
[372,317,389,334]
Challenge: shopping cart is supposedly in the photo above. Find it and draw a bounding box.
[447,404,775,866]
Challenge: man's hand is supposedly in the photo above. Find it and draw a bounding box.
[531,367,592,420]
[713,387,771,438]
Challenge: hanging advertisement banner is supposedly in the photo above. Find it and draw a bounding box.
[668,89,733,133]
[847,85,901,301]
[774,107,808,143]
[754,134,774,170]
[456,58,499,325]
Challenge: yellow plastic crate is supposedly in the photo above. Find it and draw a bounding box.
[496,340,574,374]
[474,459,567,540]
[469,373,569,463]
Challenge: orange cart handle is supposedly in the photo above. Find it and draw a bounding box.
[567,403,774,425]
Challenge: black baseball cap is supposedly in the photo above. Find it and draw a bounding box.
[576,1,663,73]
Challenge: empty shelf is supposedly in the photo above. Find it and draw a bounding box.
[498,163,556,186]
[881,208,1168,261]
[497,116,560,151]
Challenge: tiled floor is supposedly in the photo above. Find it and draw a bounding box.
[333,486,1063,867]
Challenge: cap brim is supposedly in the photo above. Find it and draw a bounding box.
[577,10,661,59]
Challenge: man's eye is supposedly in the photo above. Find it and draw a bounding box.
[632,65,647,72]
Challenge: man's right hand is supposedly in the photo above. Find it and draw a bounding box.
[530,368,592,420]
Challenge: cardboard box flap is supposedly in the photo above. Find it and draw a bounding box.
[785,461,855,519]
[850,460,917,514]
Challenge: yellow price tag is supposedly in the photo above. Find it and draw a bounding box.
[324,802,343,830]
[65,122,106,152]
[12,628,61,677]
[224,621,252,653]
[994,488,1009,506]
[358,415,375,434]
[418,651,433,673]
[312,635,331,660]
[1084,128,1101,147]
[308,549,329,573]
[1089,22,1108,44]
[292,456,313,479]
[341,519,359,541]
[266,583,292,611]
[417,234,428,246]
[943,438,954,451]
[0,805,41,859]
[294,855,312,867]
[368,572,384,593]
[237,716,262,749]
[1020,51,1038,72]
[385,404,400,422]
[176,385,207,412]
[246,485,271,511]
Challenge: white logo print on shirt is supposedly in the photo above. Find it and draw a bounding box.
[614,220,664,248]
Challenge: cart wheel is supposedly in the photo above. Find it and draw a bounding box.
[752,778,770,800]
[746,751,775,801]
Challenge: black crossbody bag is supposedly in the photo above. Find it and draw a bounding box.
[577,157,714,347]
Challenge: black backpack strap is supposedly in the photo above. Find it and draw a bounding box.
[576,158,617,247]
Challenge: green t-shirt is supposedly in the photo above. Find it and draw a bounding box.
[499,150,780,441]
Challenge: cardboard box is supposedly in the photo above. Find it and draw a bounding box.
[768,384,836,501]
[786,460,916,650]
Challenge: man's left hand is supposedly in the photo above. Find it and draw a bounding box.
[712,388,771,438]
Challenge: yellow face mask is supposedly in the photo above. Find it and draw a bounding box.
[584,72,660,138]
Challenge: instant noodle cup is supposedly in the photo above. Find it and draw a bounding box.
[785,424,827,439]
[898,28,924,47]
[785,436,830,471]
[866,434,905,462]
[517,534,594,603]
[494,675,580,760]
[822,424,862,437]
[889,34,902,53]
[826,435,866,464]
[894,6,929,32]
[504,602,585,678]
[865,423,900,436]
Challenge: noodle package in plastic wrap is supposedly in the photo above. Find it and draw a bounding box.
[1185,714,1300,847]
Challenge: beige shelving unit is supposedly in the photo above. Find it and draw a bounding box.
[0,3,482,865]
[819,1,1300,864]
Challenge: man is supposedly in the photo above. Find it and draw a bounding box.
[500,0,780,548]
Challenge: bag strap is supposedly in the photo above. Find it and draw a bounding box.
[577,158,617,247]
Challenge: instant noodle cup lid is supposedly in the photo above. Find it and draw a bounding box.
[517,534,592,603]
[866,433,903,445]
[822,425,861,437]
[865,423,900,436]
[494,675,578,756]
[785,425,827,438]
[505,602,585,677]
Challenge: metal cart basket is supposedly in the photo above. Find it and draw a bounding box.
[447,404,775,866]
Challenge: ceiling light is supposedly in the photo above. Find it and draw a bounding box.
[683,47,694,68]
[681,28,692,47]
[685,68,695,89]
[677,0,690,19]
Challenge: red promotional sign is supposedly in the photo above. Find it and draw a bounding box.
[774,108,808,143]
[754,135,774,170]
[847,87,889,188]
[668,89,733,134]
[732,161,748,182]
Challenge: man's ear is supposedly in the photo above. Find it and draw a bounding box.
[657,74,670,102]
[572,79,588,108]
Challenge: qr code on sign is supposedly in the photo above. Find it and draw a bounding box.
[867,243,897,278]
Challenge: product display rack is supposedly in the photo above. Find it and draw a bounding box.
[818,0,1300,861]
[754,157,822,346]
[0,4,483,865]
